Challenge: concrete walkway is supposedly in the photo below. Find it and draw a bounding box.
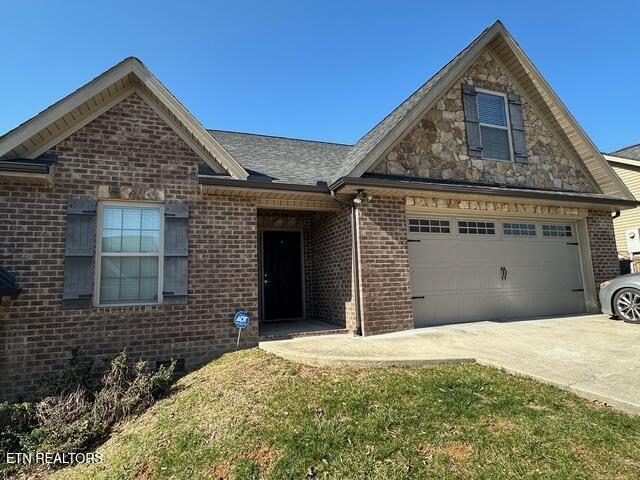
[260,314,640,415]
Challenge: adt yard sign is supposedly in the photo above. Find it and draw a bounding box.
[234,310,251,347]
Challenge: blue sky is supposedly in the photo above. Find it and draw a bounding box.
[3,1,638,152]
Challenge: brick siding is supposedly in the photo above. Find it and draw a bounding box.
[308,207,355,330]
[257,209,355,330]
[587,209,620,299]
[357,197,413,335]
[0,93,259,401]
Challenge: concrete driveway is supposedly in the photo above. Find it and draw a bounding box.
[260,314,640,415]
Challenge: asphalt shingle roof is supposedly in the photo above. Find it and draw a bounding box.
[611,144,640,161]
[208,130,352,185]
[336,26,490,182]
[207,25,492,186]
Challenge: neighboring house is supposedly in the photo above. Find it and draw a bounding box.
[605,145,640,262]
[0,21,635,401]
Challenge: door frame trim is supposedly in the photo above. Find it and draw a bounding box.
[259,227,306,322]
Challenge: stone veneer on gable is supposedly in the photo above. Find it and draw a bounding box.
[369,49,597,193]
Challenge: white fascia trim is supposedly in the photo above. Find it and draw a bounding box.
[0,57,248,180]
[499,30,634,201]
[131,61,248,180]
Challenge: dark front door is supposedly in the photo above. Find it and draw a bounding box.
[263,231,303,321]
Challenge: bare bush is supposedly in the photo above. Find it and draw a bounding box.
[35,387,90,429]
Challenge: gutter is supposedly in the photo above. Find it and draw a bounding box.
[0,153,57,175]
[331,191,363,337]
[0,160,51,174]
[198,175,330,194]
[330,176,640,208]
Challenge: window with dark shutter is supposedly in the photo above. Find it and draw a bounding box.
[461,86,528,164]
[63,198,97,309]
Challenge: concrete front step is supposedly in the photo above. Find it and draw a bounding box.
[259,327,348,342]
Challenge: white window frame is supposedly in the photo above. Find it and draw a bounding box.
[408,218,452,234]
[541,223,574,239]
[94,201,164,307]
[476,88,514,162]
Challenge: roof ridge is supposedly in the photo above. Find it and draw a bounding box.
[347,22,496,156]
[611,143,640,154]
[208,129,353,147]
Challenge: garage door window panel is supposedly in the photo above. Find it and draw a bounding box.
[458,220,495,235]
[503,223,536,236]
[542,224,573,238]
[408,218,451,234]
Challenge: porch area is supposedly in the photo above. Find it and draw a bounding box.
[257,208,355,339]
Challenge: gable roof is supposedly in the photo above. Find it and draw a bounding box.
[611,144,640,161]
[0,57,248,179]
[208,130,350,186]
[335,21,633,201]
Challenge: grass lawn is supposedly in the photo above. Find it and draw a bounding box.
[47,348,640,480]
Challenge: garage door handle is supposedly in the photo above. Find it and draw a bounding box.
[411,296,425,300]
[500,266,507,280]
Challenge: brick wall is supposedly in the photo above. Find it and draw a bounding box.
[587,209,620,298]
[308,207,355,330]
[257,208,354,330]
[357,197,413,335]
[0,93,259,401]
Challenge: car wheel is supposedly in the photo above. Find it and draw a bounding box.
[613,288,640,323]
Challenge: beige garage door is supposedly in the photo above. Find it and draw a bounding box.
[408,217,586,327]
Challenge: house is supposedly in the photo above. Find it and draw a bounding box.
[0,21,635,401]
[605,145,640,265]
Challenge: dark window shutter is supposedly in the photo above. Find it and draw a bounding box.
[508,94,528,163]
[461,84,482,158]
[63,198,97,309]
[163,203,189,305]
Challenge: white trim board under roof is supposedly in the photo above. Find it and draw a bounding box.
[0,57,248,180]
[339,21,633,201]
[604,154,640,169]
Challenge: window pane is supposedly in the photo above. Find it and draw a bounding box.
[121,231,142,252]
[458,220,495,235]
[103,207,122,230]
[101,257,121,278]
[120,257,141,277]
[100,278,120,303]
[140,257,158,277]
[102,206,160,253]
[141,230,160,252]
[542,224,572,237]
[102,230,122,253]
[481,126,510,160]
[120,278,141,301]
[122,208,142,230]
[407,218,451,234]
[477,92,507,126]
[139,278,158,301]
[141,209,160,230]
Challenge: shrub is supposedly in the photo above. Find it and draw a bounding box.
[2,350,176,475]
[35,387,90,429]
[91,354,174,432]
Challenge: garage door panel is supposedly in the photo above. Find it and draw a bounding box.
[408,240,457,263]
[409,217,586,327]
[410,266,458,293]
[459,267,503,291]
